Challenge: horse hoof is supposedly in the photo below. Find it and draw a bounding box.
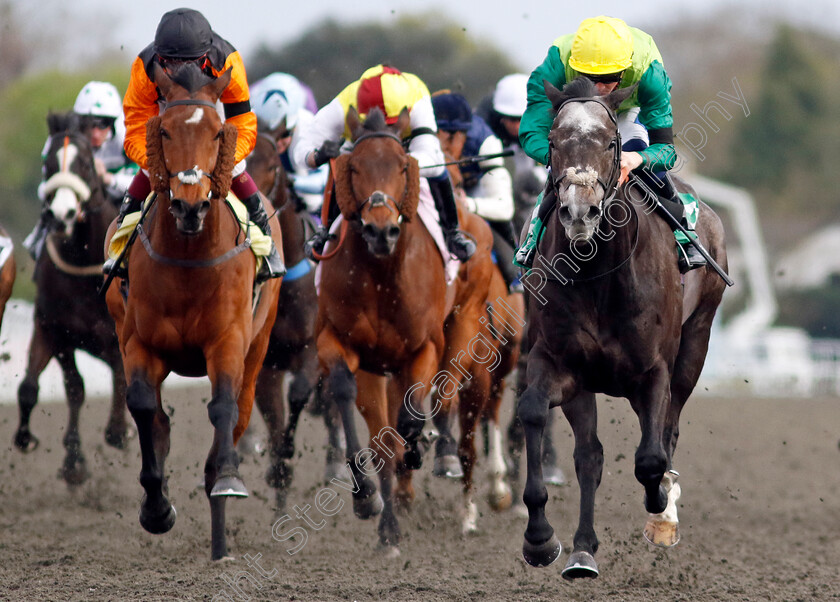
[105,424,136,450]
[522,534,562,567]
[61,464,90,487]
[353,492,384,519]
[488,487,513,512]
[432,455,463,479]
[376,543,401,559]
[13,431,39,453]
[324,461,350,483]
[210,476,249,498]
[543,465,566,487]
[511,502,529,519]
[402,447,423,471]
[643,518,680,547]
[139,502,177,534]
[562,551,599,580]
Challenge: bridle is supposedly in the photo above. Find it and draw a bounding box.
[350,130,410,222]
[160,98,221,201]
[549,96,623,212]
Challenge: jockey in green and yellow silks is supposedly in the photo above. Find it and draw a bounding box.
[515,16,706,273]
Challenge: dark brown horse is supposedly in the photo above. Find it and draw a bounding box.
[245,130,343,510]
[104,63,282,560]
[316,106,495,552]
[14,112,129,485]
[517,78,727,578]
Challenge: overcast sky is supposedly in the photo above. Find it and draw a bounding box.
[65,0,840,72]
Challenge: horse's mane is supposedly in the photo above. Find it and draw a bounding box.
[160,61,216,95]
[361,107,389,134]
[559,77,598,103]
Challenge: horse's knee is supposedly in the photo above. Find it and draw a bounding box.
[287,374,313,409]
[325,364,356,407]
[126,380,156,416]
[634,447,667,487]
[517,388,548,429]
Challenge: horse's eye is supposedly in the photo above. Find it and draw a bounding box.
[214,129,223,140]
[160,128,170,140]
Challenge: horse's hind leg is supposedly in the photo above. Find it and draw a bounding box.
[55,350,90,486]
[14,323,52,453]
[432,394,463,479]
[629,362,671,517]
[484,380,513,514]
[254,366,289,509]
[645,308,717,548]
[104,349,131,449]
[457,370,487,534]
[559,391,602,580]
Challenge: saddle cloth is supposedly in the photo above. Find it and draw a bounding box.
[0,235,13,269]
[108,193,273,274]
[315,178,460,294]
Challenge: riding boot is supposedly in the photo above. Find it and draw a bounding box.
[102,192,143,277]
[489,221,524,293]
[304,182,339,262]
[241,192,287,283]
[634,172,707,273]
[514,185,557,269]
[428,175,476,262]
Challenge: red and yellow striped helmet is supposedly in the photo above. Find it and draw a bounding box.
[356,65,415,124]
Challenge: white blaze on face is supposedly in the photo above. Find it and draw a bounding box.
[56,142,78,175]
[185,107,204,125]
[50,142,81,223]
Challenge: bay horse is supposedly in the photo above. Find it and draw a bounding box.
[104,63,282,560]
[0,224,15,332]
[517,78,727,578]
[316,106,495,552]
[245,129,344,510]
[14,112,129,486]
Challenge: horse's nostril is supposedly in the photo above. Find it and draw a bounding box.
[558,206,572,223]
[586,206,602,222]
[362,224,377,239]
[66,209,77,221]
[387,225,401,240]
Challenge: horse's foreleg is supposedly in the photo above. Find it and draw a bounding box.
[457,372,486,534]
[431,391,462,479]
[14,324,52,453]
[126,363,176,537]
[318,330,380,519]
[629,362,671,516]
[254,366,289,508]
[559,391,602,579]
[55,351,89,486]
[484,382,513,514]
[518,381,562,567]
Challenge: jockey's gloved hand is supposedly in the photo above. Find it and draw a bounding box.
[312,140,342,167]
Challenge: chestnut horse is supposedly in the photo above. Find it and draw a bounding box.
[316,106,495,552]
[15,112,129,486]
[245,130,343,510]
[517,78,727,578]
[434,130,525,527]
[104,63,282,560]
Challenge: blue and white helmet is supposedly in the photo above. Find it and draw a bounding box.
[251,72,308,131]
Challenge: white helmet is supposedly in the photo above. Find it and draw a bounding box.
[251,72,307,131]
[493,73,529,118]
[73,81,122,119]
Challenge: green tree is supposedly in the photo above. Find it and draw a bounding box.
[247,12,520,108]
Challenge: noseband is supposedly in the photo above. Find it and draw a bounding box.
[549,97,623,211]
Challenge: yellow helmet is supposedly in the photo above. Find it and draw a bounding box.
[569,16,633,75]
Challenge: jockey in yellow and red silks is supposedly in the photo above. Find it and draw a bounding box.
[294,64,476,263]
[104,7,285,282]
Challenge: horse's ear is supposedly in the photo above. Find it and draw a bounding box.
[401,156,420,222]
[346,106,362,140]
[332,153,358,220]
[544,79,565,112]
[211,122,238,198]
[210,68,233,103]
[145,115,169,194]
[604,83,637,112]
[152,62,174,98]
[395,107,411,139]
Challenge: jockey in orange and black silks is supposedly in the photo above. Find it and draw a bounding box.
[105,7,285,282]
